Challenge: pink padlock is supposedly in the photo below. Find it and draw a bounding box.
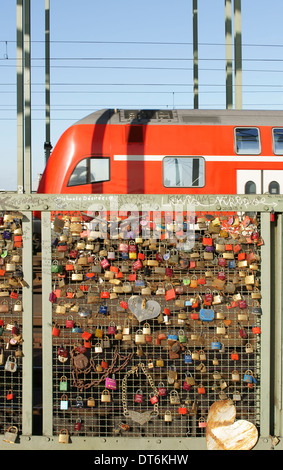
[105,376,117,390]
[134,389,143,404]
[108,322,116,335]
[100,258,110,269]
[158,383,167,396]
[74,418,82,431]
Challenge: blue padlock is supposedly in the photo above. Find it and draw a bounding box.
[211,339,221,350]
[184,351,192,364]
[243,371,254,383]
[99,304,108,315]
[228,260,235,269]
[168,331,178,341]
[185,300,192,307]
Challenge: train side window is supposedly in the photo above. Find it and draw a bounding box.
[163,157,205,188]
[68,159,88,186]
[234,128,261,155]
[89,158,110,183]
[272,128,283,155]
[68,157,110,187]
[269,181,280,194]
[245,180,257,194]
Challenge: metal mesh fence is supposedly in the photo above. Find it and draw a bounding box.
[50,210,262,439]
[0,212,24,437]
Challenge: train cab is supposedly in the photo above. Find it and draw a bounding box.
[37,109,283,196]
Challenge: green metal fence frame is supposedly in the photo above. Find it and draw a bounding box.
[0,193,281,450]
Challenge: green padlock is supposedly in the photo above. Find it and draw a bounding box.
[59,375,68,391]
[51,260,62,273]
[178,329,187,343]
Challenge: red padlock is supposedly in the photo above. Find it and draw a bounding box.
[120,300,128,309]
[183,381,191,391]
[84,340,91,349]
[134,389,143,404]
[74,418,82,431]
[178,405,187,415]
[231,351,239,361]
[12,322,20,335]
[164,307,170,316]
[150,394,158,405]
[252,325,261,334]
[66,316,74,328]
[101,360,108,370]
[132,259,142,270]
[10,291,18,300]
[6,389,13,400]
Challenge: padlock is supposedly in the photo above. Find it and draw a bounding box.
[66,315,74,328]
[142,322,151,335]
[135,329,145,344]
[178,404,188,415]
[211,338,221,350]
[58,428,69,444]
[74,418,82,432]
[13,301,22,312]
[107,247,116,260]
[6,389,14,400]
[198,418,207,428]
[170,390,180,404]
[252,324,261,334]
[243,370,254,383]
[108,321,116,335]
[60,394,69,410]
[5,355,17,372]
[245,343,253,353]
[134,389,143,404]
[231,370,240,382]
[87,396,95,407]
[216,322,226,335]
[156,357,164,367]
[101,389,111,403]
[52,323,60,337]
[231,350,239,361]
[75,396,84,408]
[197,384,206,394]
[233,390,241,401]
[158,382,167,396]
[3,426,18,444]
[178,329,187,343]
[94,342,103,353]
[192,350,200,361]
[59,375,68,391]
[183,380,191,391]
[105,376,117,390]
[184,350,193,364]
[164,410,173,422]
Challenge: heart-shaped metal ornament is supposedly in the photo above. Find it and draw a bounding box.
[126,410,154,425]
[128,296,161,322]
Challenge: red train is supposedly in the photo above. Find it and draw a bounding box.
[37,108,283,196]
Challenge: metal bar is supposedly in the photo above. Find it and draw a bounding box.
[0,193,281,213]
[193,0,198,109]
[24,0,31,194]
[45,0,51,164]
[22,211,34,435]
[225,0,233,109]
[16,0,24,194]
[260,212,271,437]
[234,0,242,109]
[41,211,53,436]
[273,213,283,436]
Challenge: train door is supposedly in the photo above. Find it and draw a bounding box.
[237,170,283,195]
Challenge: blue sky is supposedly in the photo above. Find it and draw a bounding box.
[1,0,283,190]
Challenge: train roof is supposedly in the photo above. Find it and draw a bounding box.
[75,108,283,127]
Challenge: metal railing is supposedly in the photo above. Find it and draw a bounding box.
[0,193,280,449]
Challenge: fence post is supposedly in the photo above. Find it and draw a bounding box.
[41,211,53,436]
